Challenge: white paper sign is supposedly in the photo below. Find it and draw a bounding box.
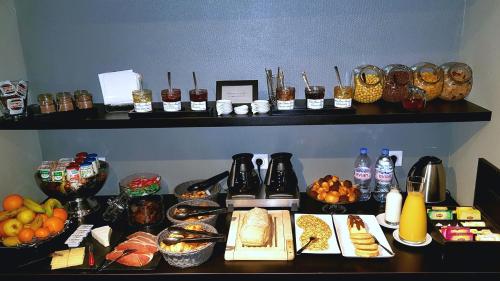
[98,70,140,106]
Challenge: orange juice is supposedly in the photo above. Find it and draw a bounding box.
[399,191,427,243]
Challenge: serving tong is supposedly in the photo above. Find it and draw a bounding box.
[162,226,225,245]
[171,204,227,220]
[186,171,229,192]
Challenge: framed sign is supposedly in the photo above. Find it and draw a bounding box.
[216,80,258,104]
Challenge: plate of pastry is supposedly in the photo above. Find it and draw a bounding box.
[294,214,340,254]
[332,214,394,258]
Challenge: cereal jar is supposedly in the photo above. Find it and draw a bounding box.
[382,64,412,103]
[353,65,384,103]
[411,62,443,101]
[439,62,473,101]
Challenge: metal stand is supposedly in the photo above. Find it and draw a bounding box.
[226,185,300,211]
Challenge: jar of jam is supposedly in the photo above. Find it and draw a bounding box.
[161,88,182,112]
[276,86,295,110]
[128,194,164,227]
[305,86,325,109]
[411,62,443,101]
[56,92,75,112]
[74,90,93,109]
[189,89,208,111]
[382,64,412,103]
[38,93,56,114]
[439,62,473,101]
[353,65,384,103]
[334,86,353,108]
[132,89,153,113]
[402,86,426,112]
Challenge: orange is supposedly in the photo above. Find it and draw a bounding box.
[34,227,50,240]
[52,208,68,222]
[18,228,35,243]
[3,194,23,211]
[37,214,49,223]
[43,217,64,234]
[0,220,6,237]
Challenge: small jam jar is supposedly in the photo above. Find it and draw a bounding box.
[38,93,56,114]
[132,89,153,113]
[74,90,93,109]
[305,86,325,110]
[276,86,295,110]
[128,194,164,227]
[56,92,75,112]
[333,86,353,108]
[161,88,182,112]
[402,86,426,112]
[189,89,208,111]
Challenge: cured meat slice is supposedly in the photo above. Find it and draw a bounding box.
[105,250,153,267]
[128,236,157,246]
[115,240,158,254]
[127,231,156,242]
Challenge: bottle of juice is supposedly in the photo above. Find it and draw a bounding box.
[399,176,427,244]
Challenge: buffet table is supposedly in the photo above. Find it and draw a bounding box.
[1,191,500,281]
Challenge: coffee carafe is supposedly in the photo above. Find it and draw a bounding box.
[264,152,298,197]
[228,153,260,196]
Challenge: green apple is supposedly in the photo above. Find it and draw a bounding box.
[16,209,35,224]
[3,218,23,237]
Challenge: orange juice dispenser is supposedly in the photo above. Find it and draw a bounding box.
[399,176,427,244]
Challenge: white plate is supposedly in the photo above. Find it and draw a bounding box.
[332,214,395,258]
[392,229,432,247]
[294,214,340,254]
[376,213,399,229]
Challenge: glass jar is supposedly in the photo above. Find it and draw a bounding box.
[353,65,384,103]
[382,64,412,103]
[38,93,56,114]
[411,62,443,101]
[74,90,93,109]
[132,89,153,113]
[56,92,74,112]
[305,86,325,109]
[276,86,295,110]
[402,86,426,112]
[161,88,182,112]
[189,89,208,111]
[439,62,473,101]
[334,86,353,108]
[128,194,164,227]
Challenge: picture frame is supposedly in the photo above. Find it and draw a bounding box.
[216,80,258,104]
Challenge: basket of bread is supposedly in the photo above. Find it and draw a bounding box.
[307,175,360,204]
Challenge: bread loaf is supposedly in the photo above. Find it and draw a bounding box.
[239,207,271,247]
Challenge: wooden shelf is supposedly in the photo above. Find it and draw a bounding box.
[0,99,491,130]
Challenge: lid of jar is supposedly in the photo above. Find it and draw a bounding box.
[356,65,383,86]
[37,93,54,100]
[412,62,443,84]
[442,62,472,84]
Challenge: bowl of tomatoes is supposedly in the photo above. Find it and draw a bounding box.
[119,173,161,197]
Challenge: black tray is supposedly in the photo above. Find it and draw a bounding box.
[128,103,212,119]
[29,105,98,119]
[270,100,355,116]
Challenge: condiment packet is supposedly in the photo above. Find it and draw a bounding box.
[0,80,15,96]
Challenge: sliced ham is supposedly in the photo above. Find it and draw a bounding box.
[105,250,153,267]
[128,236,157,246]
[127,231,156,242]
[115,240,158,254]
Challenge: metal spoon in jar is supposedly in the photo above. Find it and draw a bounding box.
[296,236,318,255]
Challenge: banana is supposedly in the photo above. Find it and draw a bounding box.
[30,215,44,230]
[23,198,45,214]
[43,198,63,217]
[0,207,27,221]
[2,236,20,247]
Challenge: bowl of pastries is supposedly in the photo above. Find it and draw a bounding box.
[173,180,221,202]
[166,199,220,226]
[307,175,360,204]
[157,222,217,268]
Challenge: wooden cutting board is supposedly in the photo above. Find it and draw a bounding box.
[224,210,295,261]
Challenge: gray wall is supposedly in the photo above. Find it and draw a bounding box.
[16,0,466,197]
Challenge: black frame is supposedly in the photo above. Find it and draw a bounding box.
[216,80,258,104]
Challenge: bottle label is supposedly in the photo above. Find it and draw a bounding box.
[6,97,24,115]
[307,98,324,109]
[375,165,393,183]
[354,167,371,181]
[334,98,352,108]
[163,101,181,112]
[277,100,294,110]
[191,101,206,111]
[134,102,152,113]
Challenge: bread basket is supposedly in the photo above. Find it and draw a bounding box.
[157,222,217,268]
[166,199,219,226]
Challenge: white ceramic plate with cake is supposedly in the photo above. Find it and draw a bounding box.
[294,214,340,254]
[332,214,394,258]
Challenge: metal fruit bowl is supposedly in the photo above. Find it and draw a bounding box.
[34,161,109,202]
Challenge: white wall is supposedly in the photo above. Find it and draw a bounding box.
[450,0,500,205]
[0,0,43,200]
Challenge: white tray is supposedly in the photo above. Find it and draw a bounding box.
[332,214,394,258]
[294,214,340,254]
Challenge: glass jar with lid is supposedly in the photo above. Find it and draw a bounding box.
[439,62,473,101]
[56,92,74,112]
[353,65,384,103]
[411,62,443,101]
[38,93,56,114]
[74,90,93,109]
[382,64,412,103]
[132,89,153,113]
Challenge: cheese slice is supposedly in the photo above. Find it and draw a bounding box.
[67,247,85,267]
[51,250,69,270]
[91,225,112,247]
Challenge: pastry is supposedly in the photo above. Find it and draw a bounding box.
[355,248,380,257]
[348,215,367,234]
[347,215,379,257]
[239,207,271,247]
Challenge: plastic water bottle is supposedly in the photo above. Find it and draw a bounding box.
[353,148,372,201]
[373,148,394,203]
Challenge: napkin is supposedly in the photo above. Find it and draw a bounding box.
[98,70,140,106]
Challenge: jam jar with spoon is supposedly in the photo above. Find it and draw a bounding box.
[162,72,182,112]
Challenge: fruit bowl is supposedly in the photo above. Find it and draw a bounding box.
[306,175,360,214]
[0,221,70,249]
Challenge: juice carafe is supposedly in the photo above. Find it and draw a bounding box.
[399,176,427,244]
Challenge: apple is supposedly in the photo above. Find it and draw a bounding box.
[16,209,35,224]
[3,218,23,237]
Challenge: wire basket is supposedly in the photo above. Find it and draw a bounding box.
[157,222,217,268]
[166,199,219,226]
